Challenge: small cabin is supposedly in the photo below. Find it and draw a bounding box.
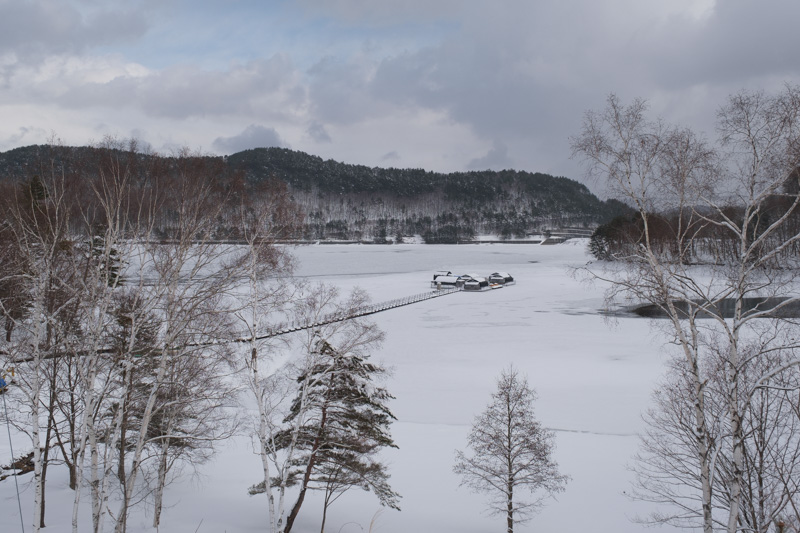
[431,275,463,288]
[488,272,515,285]
[433,270,452,281]
[463,277,490,291]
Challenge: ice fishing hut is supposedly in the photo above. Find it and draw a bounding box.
[488,272,515,285]
[431,275,464,289]
[463,277,490,291]
[433,270,452,281]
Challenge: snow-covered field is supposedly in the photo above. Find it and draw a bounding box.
[1,241,684,532]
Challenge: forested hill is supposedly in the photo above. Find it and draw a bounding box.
[226,148,630,241]
[229,147,581,198]
[0,145,630,242]
[227,148,607,208]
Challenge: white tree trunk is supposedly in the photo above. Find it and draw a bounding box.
[113,344,171,533]
[252,358,279,533]
[152,432,171,528]
[30,278,46,533]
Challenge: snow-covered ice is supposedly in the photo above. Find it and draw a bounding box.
[1,241,685,532]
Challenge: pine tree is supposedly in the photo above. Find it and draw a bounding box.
[278,336,399,533]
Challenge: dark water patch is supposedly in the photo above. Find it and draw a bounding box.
[631,297,800,319]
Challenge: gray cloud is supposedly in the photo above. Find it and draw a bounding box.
[307,120,332,143]
[381,150,399,162]
[307,56,378,125]
[353,1,800,177]
[468,141,512,171]
[6,0,800,186]
[212,125,286,154]
[0,1,147,59]
[647,0,800,88]
[295,0,463,26]
[0,126,48,151]
[56,55,303,120]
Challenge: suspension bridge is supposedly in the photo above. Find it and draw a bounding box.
[236,286,461,342]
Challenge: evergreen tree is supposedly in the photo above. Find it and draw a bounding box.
[278,336,399,533]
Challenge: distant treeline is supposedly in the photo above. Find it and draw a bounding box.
[0,144,632,242]
[588,186,800,264]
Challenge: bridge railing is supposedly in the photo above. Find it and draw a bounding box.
[256,286,460,339]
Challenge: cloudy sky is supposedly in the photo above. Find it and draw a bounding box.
[2,0,800,189]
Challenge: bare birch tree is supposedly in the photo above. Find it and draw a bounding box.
[571,87,800,532]
[0,144,92,532]
[222,176,303,533]
[0,140,307,533]
[108,150,241,533]
[69,139,161,533]
[634,334,800,532]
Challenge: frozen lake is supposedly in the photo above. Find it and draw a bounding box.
[274,241,674,533]
[1,241,683,533]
